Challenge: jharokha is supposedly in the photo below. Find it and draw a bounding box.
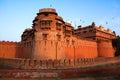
[0,8,117,60]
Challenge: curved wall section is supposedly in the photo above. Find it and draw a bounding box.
[98,41,115,57]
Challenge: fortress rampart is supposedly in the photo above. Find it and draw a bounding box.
[0,57,119,69]
[98,41,115,57]
[0,40,115,59]
[0,41,18,58]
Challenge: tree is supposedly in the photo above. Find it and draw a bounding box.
[112,36,120,56]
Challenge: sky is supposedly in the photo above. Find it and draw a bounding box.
[0,0,120,41]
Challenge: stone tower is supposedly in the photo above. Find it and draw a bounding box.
[30,8,65,60]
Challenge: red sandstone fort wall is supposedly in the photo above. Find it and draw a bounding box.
[16,41,34,59]
[65,37,98,59]
[0,41,17,58]
[0,41,33,59]
[76,40,98,58]
[98,41,115,57]
[0,40,115,59]
[33,40,65,60]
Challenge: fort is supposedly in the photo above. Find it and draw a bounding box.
[0,8,116,59]
[0,8,120,80]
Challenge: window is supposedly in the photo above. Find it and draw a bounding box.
[42,33,47,40]
[65,30,71,36]
[44,13,48,16]
[56,23,61,30]
[40,20,51,29]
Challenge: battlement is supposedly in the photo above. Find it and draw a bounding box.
[96,25,115,35]
[0,41,18,45]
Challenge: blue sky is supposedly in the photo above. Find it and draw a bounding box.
[0,0,120,41]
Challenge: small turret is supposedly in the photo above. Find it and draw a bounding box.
[91,22,95,27]
[78,25,82,29]
[113,31,116,35]
[107,28,112,33]
[99,25,104,31]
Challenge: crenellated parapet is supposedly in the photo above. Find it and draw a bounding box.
[0,41,19,58]
[0,40,18,45]
[98,25,115,34]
